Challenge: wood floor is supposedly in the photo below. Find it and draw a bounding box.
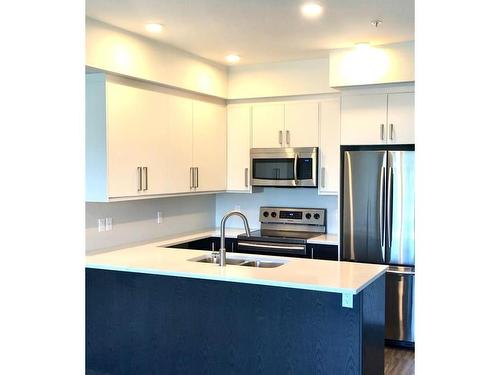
[385,346,415,375]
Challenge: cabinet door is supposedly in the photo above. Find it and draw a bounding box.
[318,99,341,194]
[193,100,227,192]
[252,103,285,148]
[139,89,170,196]
[340,94,388,145]
[107,82,152,198]
[165,95,193,194]
[284,101,319,147]
[227,105,251,192]
[309,244,339,260]
[387,93,414,144]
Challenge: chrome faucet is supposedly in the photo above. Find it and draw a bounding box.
[219,210,251,266]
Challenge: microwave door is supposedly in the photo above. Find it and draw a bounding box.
[252,158,295,186]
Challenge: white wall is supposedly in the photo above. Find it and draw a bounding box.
[86,17,228,98]
[228,57,339,99]
[86,195,215,252]
[329,41,414,87]
[215,189,338,233]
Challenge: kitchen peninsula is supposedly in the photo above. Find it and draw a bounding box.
[86,242,387,375]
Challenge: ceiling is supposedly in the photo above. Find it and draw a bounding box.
[86,0,414,66]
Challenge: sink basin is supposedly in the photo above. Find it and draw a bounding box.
[240,260,284,268]
[190,254,246,266]
[188,254,286,268]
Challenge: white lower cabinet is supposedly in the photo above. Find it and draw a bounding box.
[226,105,252,192]
[86,73,226,202]
[318,98,341,194]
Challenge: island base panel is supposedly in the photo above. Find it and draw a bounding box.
[86,269,385,375]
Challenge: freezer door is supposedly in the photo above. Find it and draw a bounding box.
[385,266,415,343]
[342,150,387,263]
[386,151,415,266]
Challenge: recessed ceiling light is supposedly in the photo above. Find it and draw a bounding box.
[145,23,163,33]
[225,54,240,64]
[301,2,323,18]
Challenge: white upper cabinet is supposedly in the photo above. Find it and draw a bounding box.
[227,105,251,192]
[318,98,341,194]
[340,94,388,145]
[341,93,415,145]
[86,73,227,202]
[192,100,227,192]
[106,81,170,198]
[284,101,319,147]
[165,95,193,194]
[252,103,285,148]
[387,93,415,144]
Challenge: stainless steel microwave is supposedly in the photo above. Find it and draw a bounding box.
[250,147,318,187]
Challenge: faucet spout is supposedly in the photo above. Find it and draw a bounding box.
[219,210,251,266]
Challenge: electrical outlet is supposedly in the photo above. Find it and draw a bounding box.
[98,219,105,232]
[157,211,163,224]
[105,217,113,231]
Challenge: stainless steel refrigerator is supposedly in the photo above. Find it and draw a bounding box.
[341,146,415,346]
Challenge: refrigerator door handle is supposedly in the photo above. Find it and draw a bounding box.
[387,166,394,250]
[379,165,386,260]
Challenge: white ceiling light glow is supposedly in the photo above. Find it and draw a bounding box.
[355,42,371,51]
[301,2,323,18]
[145,23,163,33]
[225,54,240,64]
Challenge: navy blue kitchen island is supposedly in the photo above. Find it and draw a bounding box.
[86,265,385,375]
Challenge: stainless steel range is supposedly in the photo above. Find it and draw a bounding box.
[237,207,326,258]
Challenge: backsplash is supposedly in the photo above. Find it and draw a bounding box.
[86,195,216,252]
[215,188,338,233]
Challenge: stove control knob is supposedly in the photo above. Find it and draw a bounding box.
[263,211,269,218]
[305,213,312,219]
[314,213,320,220]
[271,212,277,218]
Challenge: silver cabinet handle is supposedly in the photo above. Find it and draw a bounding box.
[244,167,249,187]
[380,124,385,140]
[321,167,326,188]
[189,167,193,189]
[279,130,283,145]
[195,167,199,188]
[137,167,142,191]
[390,123,394,140]
[311,246,314,259]
[143,166,148,191]
[286,130,290,145]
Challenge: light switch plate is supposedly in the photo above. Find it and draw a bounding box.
[342,293,353,308]
[105,217,112,231]
[98,219,105,232]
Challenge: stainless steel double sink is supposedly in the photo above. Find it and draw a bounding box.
[189,254,286,268]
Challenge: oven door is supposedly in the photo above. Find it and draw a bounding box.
[237,240,309,257]
[250,147,317,187]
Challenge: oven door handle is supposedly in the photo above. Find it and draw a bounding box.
[238,241,306,255]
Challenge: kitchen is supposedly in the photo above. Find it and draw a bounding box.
[85,1,414,372]
[3,1,499,375]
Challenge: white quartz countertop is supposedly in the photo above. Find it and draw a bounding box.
[86,243,386,295]
[86,227,339,255]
